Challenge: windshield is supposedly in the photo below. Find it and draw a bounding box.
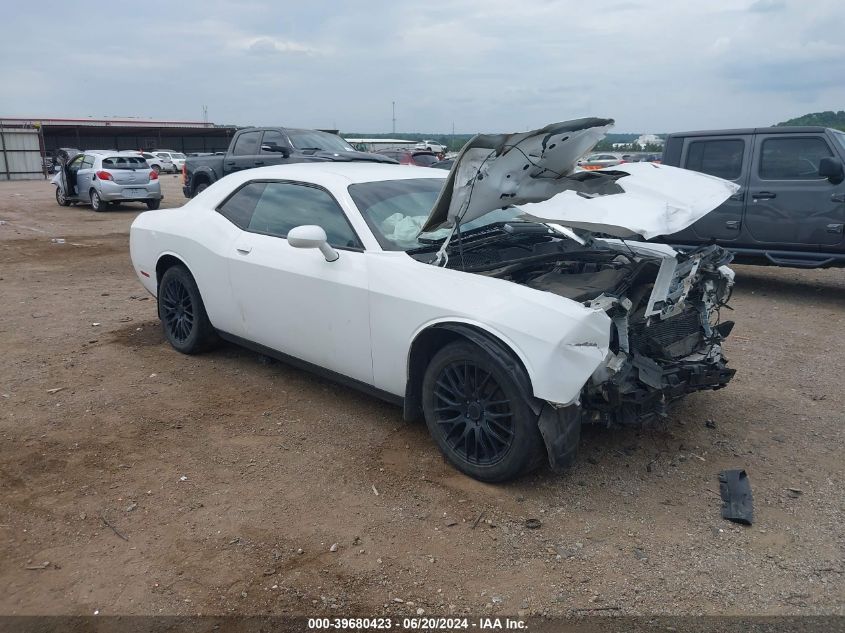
[348,178,526,251]
[288,130,355,153]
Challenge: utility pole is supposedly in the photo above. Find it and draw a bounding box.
[202,105,208,124]
[392,101,396,135]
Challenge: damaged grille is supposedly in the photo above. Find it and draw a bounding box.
[630,309,703,360]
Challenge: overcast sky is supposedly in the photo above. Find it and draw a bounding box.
[1,0,842,134]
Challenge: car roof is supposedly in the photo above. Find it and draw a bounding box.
[667,126,830,139]
[210,162,446,191]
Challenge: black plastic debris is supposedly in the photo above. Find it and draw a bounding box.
[719,469,754,525]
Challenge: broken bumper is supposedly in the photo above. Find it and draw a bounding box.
[586,354,735,426]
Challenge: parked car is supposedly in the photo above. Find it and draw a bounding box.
[376,149,440,166]
[660,126,845,268]
[430,158,454,170]
[415,140,447,153]
[183,127,395,198]
[152,150,186,172]
[130,118,738,482]
[52,150,162,211]
[577,152,626,169]
[121,151,174,174]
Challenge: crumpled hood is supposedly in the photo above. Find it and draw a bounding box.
[419,118,739,239]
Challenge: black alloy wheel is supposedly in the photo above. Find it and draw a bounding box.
[157,265,218,354]
[433,360,515,466]
[422,341,544,482]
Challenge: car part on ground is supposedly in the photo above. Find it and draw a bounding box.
[131,118,739,482]
[719,469,754,525]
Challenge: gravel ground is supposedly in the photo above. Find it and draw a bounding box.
[0,177,843,617]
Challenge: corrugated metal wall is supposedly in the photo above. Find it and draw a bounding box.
[0,126,44,180]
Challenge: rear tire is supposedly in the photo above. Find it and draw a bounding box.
[90,189,105,212]
[146,199,161,210]
[193,182,209,196]
[158,264,218,354]
[55,186,71,207]
[422,341,544,482]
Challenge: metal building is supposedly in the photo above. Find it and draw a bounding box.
[0,117,239,180]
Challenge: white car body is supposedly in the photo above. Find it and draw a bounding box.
[152,150,186,172]
[130,118,738,480]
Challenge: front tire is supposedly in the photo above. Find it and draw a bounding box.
[158,265,218,354]
[422,341,544,482]
[55,186,71,206]
[90,189,105,212]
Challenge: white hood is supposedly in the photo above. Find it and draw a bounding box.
[420,118,739,239]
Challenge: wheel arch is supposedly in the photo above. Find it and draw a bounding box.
[403,321,539,422]
[155,252,191,291]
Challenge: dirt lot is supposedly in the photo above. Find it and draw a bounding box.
[0,176,843,618]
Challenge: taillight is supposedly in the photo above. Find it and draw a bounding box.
[149,170,159,181]
[95,170,113,181]
[181,163,186,184]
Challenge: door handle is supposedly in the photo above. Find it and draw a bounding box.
[225,161,236,166]
[725,220,740,230]
[832,193,845,203]
[729,192,744,202]
[236,246,252,255]
[826,223,844,234]
[752,191,777,200]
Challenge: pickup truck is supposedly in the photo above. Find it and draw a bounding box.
[182,127,395,198]
[660,126,845,268]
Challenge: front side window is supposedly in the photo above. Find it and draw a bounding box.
[247,182,361,248]
[261,130,288,153]
[232,131,262,156]
[685,139,744,180]
[759,137,833,180]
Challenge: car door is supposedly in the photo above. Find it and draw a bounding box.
[76,154,97,201]
[224,180,374,384]
[64,154,85,196]
[673,135,751,243]
[226,130,263,174]
[745,133,842,248]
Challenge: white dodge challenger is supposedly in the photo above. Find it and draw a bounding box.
[130,118,739,482]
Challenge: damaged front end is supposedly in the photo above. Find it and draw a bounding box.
[581,242,736,426]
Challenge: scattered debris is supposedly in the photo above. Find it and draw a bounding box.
[25,561,50,570]
[786,488,803,498]
[92,322,101,327]
[124,502,137,512]
[392,597,404,603]
[524,518,542,530]
[718,469,754,525]
[262,568,275,576]
[297,548,304,555]
[633,548,648,561]
[705,419,717,429]
[371,484,379,496]
[100,515,129,541]
[50,238,66,244]
[472,512,485,530]
[179,475,188,482]
[444,519,458,527]
[416,607,425,615]
[46,387,65,394]
[329,543,338,552]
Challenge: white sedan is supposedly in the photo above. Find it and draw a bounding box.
[130,118,739,482]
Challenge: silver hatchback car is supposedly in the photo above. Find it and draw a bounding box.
[52,150,163,211]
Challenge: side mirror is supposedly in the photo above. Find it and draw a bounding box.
[260,144,291,158]
[819,156,844,183]
[287,225,339,262]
